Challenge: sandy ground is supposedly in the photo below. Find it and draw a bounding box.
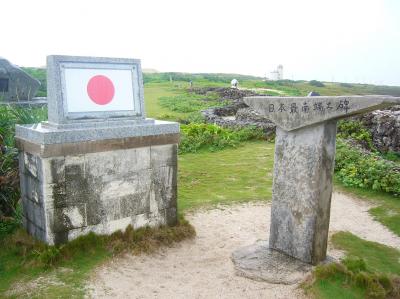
[87,192,400,299]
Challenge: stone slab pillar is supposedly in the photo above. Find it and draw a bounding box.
[231,94,400,284]
[271,121,336,264]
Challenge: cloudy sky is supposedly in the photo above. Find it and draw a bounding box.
[2,0,399,85]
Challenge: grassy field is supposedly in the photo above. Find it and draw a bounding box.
[179,141,274,211]
[144,82,188,120]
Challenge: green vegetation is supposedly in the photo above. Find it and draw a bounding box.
[158,93,222,113]
[332,232,400,275]
[179,141,274,211]
[0,218,195,298]
[309,80,325,87]
[22,67,47,97]
[337,120,375,150]
[143,72,262,85]
[0,106,47,221]
[306,232,400,299]
[179,123,265,154]
[335,140,400,195]
[0,105,47,147]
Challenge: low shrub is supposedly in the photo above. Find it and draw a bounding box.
[309,80,325,87]
[340,82,353,88]
[0,106,47,219]
[337,120,375,150]
[177,112,205,124]
[335,139,400,195]
[179,123,265,154]
[382,151,400,162]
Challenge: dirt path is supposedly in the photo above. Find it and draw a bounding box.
[87,192,400,299]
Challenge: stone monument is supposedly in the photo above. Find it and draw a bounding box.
[232,94,400,283]
[15,55,179,245]
[0,57,40,102]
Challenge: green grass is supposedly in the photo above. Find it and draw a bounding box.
[334,177,400,237]
[144,82,185,120]
[332,232,400,275]
[178,141,274,211]
[312,273,366,299]
[308,232,400,299]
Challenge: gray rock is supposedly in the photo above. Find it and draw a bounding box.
[231,240,312,284]
[360,109,400,153]
[0,57,40,102]
[270,122,336,264]
[197,87,276,135]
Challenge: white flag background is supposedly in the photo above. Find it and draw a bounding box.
[64,68,135,113]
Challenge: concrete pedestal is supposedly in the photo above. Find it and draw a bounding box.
[16,120,179,245]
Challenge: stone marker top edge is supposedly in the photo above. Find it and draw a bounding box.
[15,119,180,145]
[47,55,141,65]
[244,95,400,131]
[244,95,400,101]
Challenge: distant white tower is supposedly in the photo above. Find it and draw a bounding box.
[269,65,284,81]
[277,65,283,80]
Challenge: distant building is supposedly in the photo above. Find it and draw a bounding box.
[269,65,283,81]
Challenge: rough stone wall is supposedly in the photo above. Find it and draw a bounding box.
[19,144,177,245]
[360,108,400,153]
[198,87,276,135]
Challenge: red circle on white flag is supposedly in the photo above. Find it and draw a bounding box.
[87,75,115,105]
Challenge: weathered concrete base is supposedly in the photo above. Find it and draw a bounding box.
[17,132,179,245]
[231,241,312,284]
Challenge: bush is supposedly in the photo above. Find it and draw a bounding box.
[179,123,264,154]
[340,83,353,88]
[309,80,325,87]
[335,139,400,195]
[177,112,205,124]
[0,106,47,219]
[337,120,375,150]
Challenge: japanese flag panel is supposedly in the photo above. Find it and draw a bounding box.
[64,68,135,113]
